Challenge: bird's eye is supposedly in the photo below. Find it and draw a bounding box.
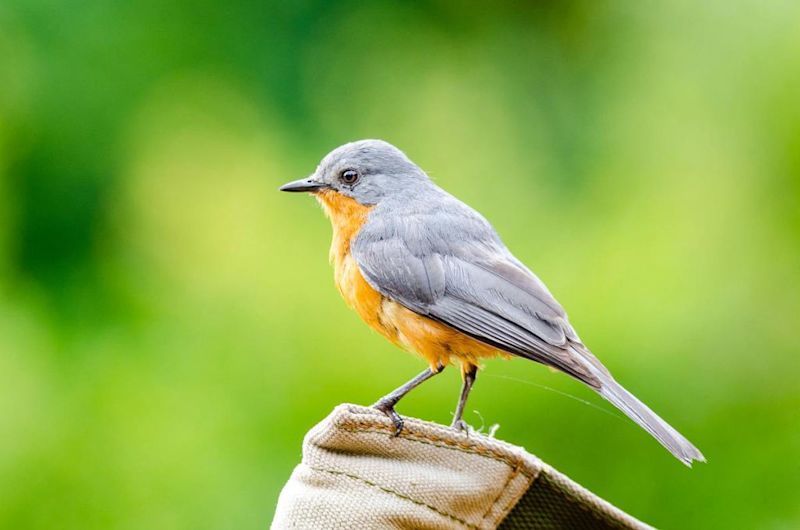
[340,169,359,185]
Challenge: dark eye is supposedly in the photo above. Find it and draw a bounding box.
[340,169,359,185]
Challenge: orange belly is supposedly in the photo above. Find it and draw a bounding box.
[316,189,506,373]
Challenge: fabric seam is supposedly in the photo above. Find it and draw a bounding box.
[338,422,534,478]
[499,473,533,516]
[497,467,539,525]
[308,464,479,530]
[479,460,521,525]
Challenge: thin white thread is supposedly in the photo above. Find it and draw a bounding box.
[483,373,624,420]
[472,409,486,432]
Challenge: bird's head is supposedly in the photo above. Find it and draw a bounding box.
[279,140,428,211]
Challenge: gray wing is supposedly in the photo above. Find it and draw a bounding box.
[355,194,708,465]
[352,196,606,387]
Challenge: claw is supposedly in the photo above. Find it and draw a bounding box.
[451,419,471,435]
[374,400,405,436]
[370,366,444,437]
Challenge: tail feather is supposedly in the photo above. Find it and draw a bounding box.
[597,377,706,466]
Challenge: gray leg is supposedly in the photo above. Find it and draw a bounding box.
[374,363,445,436]
[451,365,478,432]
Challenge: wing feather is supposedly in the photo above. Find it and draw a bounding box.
[352,200,602,387]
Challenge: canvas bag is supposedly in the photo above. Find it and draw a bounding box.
[272,404,652,529]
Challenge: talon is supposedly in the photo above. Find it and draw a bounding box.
[452,419,470,435]
[391,416,404,436]
[374,400,405,436]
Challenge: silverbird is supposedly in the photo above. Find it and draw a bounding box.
[280,139,705,466]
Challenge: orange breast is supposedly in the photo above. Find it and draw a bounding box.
[316,190,506,373]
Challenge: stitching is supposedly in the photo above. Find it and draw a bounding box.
[308,464,478,530]
[497,467,536,520]
[339,420,534,478]
[479,461,521,524]
[342,425,532,477]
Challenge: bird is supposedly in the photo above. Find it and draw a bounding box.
[280,139,705,466]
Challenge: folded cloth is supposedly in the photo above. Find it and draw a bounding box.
[272,404,652,530]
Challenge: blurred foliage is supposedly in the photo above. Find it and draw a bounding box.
[1,1,799,528]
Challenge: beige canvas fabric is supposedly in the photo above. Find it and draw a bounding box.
[272,404,652,529]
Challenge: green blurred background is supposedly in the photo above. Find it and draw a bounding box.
[1,1,799,528]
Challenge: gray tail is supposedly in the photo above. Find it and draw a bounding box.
[597,377,706,466]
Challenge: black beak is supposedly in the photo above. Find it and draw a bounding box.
[279,177,327,193]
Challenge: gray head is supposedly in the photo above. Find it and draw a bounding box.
[279,140,429,205]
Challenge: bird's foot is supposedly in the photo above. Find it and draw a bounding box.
[451,419,471,435]
[373,399,405,436]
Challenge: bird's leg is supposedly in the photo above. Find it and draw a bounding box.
[373,363,445,436]
[451,364,478,433]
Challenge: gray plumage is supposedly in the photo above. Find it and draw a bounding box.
[307,139,705,466]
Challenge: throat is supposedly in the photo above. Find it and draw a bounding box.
[316,190,379,323]
[315,190,373,266]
